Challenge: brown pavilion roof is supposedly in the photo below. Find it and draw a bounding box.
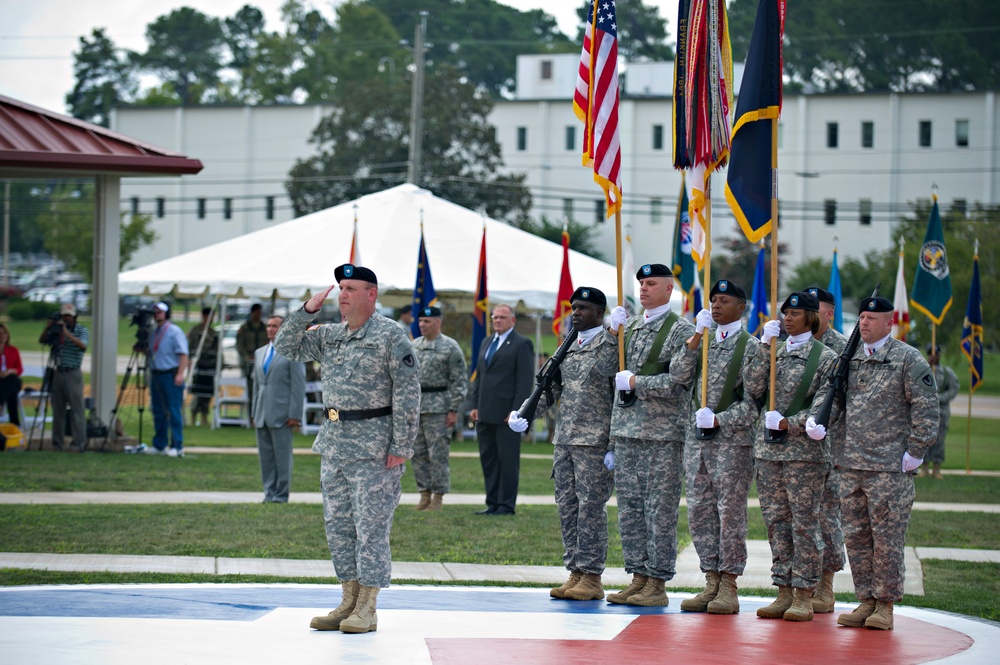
[0,95,202,176]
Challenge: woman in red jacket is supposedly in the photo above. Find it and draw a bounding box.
[0,323,23,427]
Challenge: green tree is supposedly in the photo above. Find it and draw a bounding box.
[65,28,137,127]
[286,64,531,223]
[712,226,787,298]
[574,0,672,62]
[223,4,267,103]
[514,215,605,261]
[137,7,227,104]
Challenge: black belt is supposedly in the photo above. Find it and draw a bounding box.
[325,406,392,422]
[420,386,448,393]
[153,368,178,375]
[56,366,81,372]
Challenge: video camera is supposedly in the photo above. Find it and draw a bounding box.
[130,305,155,352]
[42,311,63,347]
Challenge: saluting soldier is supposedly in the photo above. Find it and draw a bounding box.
[680,280,760,615]
[509,287,617,601]
[411,306,468,511]
[604,264,698,607]
[746,291,839,623]
[806,285,848,613]
[275,264,420,635]
[834,296,939,631]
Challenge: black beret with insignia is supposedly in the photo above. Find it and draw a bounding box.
[780,291,820,313]
[570,286,607,308]
[858,296,893,314]
[419,306,442,318]
[710,279,747,303]
[806,285,835,305]
[636,263,673,280]
[334,263,378,284]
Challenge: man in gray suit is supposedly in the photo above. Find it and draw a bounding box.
[468,303,534,515]
[252,315,307,503]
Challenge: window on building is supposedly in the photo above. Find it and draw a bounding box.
[224,198,233,220]
[540,59,553,80]
[517,126,527,151]
[919,120,932,147]
[595,199,605,223]
[824,199,837,226]
[130,196,139,216]
[952,198,967,217]
[956,119,969,148]
[565,125,575,151]
[155,197,165,219]
[197,198,206,220]
[563,198,574,221]
[652,124,664,150]
[650,197,662,225]
[859,199,872,226]
[861,121,874,148]
[266,196,275,221]
[826,122,838,148]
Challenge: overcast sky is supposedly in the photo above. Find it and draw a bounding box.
[0,0,680,115]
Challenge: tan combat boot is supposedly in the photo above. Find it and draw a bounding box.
[919,465,929,478]
[783,587,814,622]
[680,570,720,612]
[565,573,605,601]
[606,573,648,604]
[837,598,876,627]
[415,490,432,511]
[626,576,669,606]
[707,572,740,614]
[864,600,894,630]
[428,493,444,511]
[812,570,836,613]
[756,585,793,619]
[551,571,582,599]
[309,579,360,630]
[340,585,380,633]
[933,463,943,480]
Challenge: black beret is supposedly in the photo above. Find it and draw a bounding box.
[859,296,893,314]
[419,306,442,318]
[334,264,378,284]
[781,291,820,313]
[710,279,747,303]
[400,304,412,314]
[926,344,941,355]
[636,263,673,280]
[806,286,835,305]
[570,286,607,308]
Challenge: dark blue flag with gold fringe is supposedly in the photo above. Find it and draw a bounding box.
[469,228,488,382]
[961,248,984,393]
[409,226,439,338]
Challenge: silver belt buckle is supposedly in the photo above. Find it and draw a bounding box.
[326,408,339,422]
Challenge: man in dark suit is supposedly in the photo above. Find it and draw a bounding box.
[252,315,307,503]
[468,303,534,515]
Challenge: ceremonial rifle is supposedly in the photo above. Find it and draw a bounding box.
[520,327,578,428]
[813,282,881,429]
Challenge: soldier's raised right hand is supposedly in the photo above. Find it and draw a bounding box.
[305,284,335,314]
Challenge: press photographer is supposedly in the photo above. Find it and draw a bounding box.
[38,303,89,452]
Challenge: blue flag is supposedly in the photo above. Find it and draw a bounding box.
[409,229,439,338]
[747,247,769,337]
[469,228,488,382]
[828,249,843,333]
[910,197,953,325]
[961,251,984,393]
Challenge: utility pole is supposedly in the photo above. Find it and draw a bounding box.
[407,11,428,186]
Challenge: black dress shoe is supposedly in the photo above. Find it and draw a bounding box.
[474,508,496,515]
[492,508,515,516]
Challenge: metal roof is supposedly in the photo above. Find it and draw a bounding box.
[0,95,203,176]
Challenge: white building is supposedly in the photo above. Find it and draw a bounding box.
[113,53,998,270]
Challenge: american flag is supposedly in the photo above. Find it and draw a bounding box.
[573,0,622,218]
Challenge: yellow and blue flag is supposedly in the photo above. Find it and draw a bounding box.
[469,228,488,382]
[961,250,984,393]
[910,196,953,325]
[410,226,439,338]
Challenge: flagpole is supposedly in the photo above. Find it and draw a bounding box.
[768,116,779,414]
[615,209,625,372]
[966,365,972,474]
[700,176,712,408]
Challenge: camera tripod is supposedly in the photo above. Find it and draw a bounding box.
[26,343,59,451]
[103,344,149,452]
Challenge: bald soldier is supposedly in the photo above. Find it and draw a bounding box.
[832,296,939,631]
[275,264,420,635]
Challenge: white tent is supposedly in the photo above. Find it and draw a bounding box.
[119,184,625,311]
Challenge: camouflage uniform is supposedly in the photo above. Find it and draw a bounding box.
[520,329,618,575]
[745,337,838,589]
[274,306,419,588]
[837,337,938,602]
[412,332,468,494]
[927,363,959,463]
[684,326,760,576]
[817,326,848,574]
[607,312,697,581]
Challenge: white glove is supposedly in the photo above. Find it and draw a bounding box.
[902,452,923,473]
[761,319,781,345]
[615,370,635,391]
[765,410,784,430]
[610,306,628,330]
[603,450,615,470]
[696,407,716,429]
[695,309,713,334]
[805,416,826,441]
[508,411,528,433]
